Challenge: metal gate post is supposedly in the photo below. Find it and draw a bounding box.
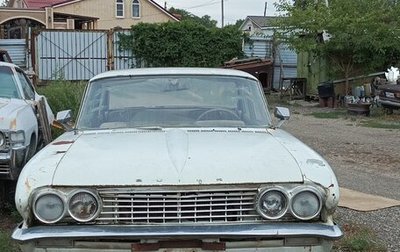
[107,29,114,71]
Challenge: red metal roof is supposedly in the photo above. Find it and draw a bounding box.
[24,0,72,9]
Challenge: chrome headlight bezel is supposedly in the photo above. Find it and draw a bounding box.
[0,131,5,148]
[255,187,289,220]
[32,190,67,224]
[67,189,101,223]
[290,187,323,221]
[256,185,324,221]
[10,130,25,147]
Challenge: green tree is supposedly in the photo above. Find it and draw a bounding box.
[169,7,217,28]
[118,21,244,67]
[275,0,400,93]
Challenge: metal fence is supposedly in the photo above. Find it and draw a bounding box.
[0,39,26,68]
[33,29,136,81]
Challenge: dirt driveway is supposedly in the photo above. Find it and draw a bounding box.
[280,102,400,251]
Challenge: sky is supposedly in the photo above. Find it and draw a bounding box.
[154,0,280,26]
[0,0,281,26]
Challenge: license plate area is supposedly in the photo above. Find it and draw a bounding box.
[132,240,225,251]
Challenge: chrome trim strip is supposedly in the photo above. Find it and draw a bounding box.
[379,99,400,107]
[12,223,343,242]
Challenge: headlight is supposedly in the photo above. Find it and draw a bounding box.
[33,192,65,224]
[256,188,288,219]
[10,131,25,146]
[68,190,100,222]
[291,189,322,220]
[0,132,5,147]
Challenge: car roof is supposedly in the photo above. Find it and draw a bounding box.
[90,67,258,82]
[0,61,18,68]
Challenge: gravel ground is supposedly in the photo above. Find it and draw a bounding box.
[280,102,400,251]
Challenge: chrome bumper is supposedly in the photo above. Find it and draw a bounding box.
[0,146,27,180]
[12,223,343,242]
[379,99,400,108]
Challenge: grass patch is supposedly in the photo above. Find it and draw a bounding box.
[0,230,19,252]
[334,223,386,251]
[310,111,347,119]
[360,120,400,129]
[37,80,86,122]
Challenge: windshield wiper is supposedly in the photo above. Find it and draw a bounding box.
[132,126,163,131]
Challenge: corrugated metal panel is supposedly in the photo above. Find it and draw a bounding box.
[113,30,137,70]
[273,66,297,89]
[36,30,108,81]
[273,43,297,88]
[243,39,273,59]
[0,39,26,68]
[274,44,297,66]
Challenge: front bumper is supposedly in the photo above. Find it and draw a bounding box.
[0,146,27,180]
[379,98,400,108]
[13,223,342,252]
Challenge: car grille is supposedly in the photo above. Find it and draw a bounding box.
[0,163,10,174]
[0,134,11,175]
[96,188,262,224]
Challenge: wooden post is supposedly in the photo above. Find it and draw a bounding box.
[37,98,52,146]
[107,29,114,71]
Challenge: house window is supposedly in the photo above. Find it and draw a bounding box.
[132,0,140,18]
[116,0,124,18]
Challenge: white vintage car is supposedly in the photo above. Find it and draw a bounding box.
[0,62,53,180]
[13,68,342,251]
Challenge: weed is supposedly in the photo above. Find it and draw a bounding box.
[0,230,19,252]
[334,223,387,251]
[311,111,347,119]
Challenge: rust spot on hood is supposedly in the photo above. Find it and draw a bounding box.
[52,140,75,145]
[9,118,16,130]
[25,178,31,192]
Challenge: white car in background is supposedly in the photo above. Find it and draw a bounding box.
[0,62,53,180]
[13,68,342,251]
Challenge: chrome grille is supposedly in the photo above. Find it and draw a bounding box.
[97,188,261,224]
[0,163,10,174]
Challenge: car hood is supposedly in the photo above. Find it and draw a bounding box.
[51,128,305,186]
[0,98,28,129]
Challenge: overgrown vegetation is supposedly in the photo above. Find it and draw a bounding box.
[334,223,386,251]
[0,230,18,252]
[168,7,217,28]
[118,21,244,67]
[274,0,400,93]
[37,80,86,121]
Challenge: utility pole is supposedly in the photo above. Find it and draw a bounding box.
[264,2,267,16]
[221,0,224,28]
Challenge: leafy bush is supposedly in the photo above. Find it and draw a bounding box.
[118,21,245,67]
[37,80,86,121]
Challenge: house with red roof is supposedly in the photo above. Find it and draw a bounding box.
[2,0,178,33]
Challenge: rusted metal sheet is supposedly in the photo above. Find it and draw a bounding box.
[35,30,108,80]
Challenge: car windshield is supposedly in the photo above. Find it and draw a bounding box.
[76,74,271,129]
[0,66,20,99]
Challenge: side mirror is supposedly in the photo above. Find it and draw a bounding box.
[274,107,290,128]
[54,110,73,130]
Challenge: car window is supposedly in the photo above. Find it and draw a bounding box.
[77,75,270,129]
[0,66,20,99]
[16,69,35,100]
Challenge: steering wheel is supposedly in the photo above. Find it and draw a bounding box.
[196,108,240,121]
